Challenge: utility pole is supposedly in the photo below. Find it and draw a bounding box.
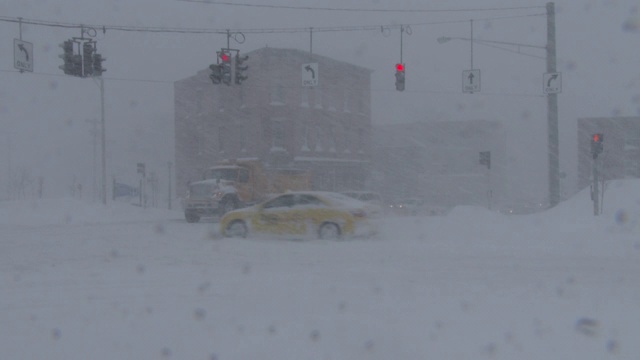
[591,157,600,215]
[100,77,107,205]
[547,2,560,208]
[167,161,172,210]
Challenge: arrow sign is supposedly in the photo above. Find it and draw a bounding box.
[302,63,319,87]
[462,69,480,93]
[543,72,562,94]
[305,65,316,79]
[13,39,33,72]
[18,44,29,61]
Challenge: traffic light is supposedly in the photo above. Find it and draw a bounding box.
[235,54,248,84]
[71,53,83,77]
[219,50,232,85]
[93,53,106,77]
[59,40,75,75]
[209,64,222,84]
[479,151,491,169]
[395,63,405,91]
[82,42,94,77]
[591,133,604,159]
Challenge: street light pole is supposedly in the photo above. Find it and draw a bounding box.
[546,2,560,207]
[100,76,107,205]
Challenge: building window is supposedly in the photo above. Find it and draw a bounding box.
[624,131,640,177]
[270,83,285,105]
[314,87,323,109]
[327,125,336,152]
[239,124,247,153]
[344,89,351,113]
[218,126,226,153]
[357,90,365,114]
[271,118,286,151]
[301,122,311,152]
[327,87,337,112]
[239,87,246,108]
[300,88,309,108]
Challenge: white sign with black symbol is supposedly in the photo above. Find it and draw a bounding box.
[14,39,33,72]
[462,69,480,93]
[302,63,319,87]
[543,72,562,94]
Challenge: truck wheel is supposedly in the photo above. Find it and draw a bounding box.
[318,222,341,240]
[225,220,247,238]
[185,211,200,223]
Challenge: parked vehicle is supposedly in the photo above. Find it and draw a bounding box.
[340,191,384,216]
[182,159,311,223]
[220,191,379,239]
[341,191,384,206]
[388,198,450,216]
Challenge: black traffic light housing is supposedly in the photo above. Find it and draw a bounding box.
[219,50,232,86]
[209,64,222,84]
[93,53,106,77]
[479,151,491,169]
[82,42,95,77]
[591,133,604,159]
[395,63,405,92]
[59,40,75,75]
[235,54,248,84]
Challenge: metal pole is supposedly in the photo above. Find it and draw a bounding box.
[309,27,313,58]
[400,26,403,63]
[592,158,599,215]
[547,2,560,207]
[167,161,172,210]
[470,19,474,69]
[100,77,107,205]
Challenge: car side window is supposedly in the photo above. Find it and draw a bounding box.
[295,194,323,207]
[263,194,295,209]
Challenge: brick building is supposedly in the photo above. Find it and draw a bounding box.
[174,47,373,197]
[577,117,640,190]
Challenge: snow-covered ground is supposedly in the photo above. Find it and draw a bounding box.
[1,180,640,360]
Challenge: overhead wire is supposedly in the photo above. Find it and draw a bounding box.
[0,12,545,35]
[174,0,545,13]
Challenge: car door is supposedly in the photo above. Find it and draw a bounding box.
[252,194,296,235]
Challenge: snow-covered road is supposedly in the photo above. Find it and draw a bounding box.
[2,182,640,359]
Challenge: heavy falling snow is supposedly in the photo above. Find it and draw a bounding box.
[1,179,639,360]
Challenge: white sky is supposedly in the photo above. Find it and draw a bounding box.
[1,179,639,359]
[1,0,639,200]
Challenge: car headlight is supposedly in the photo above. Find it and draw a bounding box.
[212,191,225,200]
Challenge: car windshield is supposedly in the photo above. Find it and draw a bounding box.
[204,168,238,181]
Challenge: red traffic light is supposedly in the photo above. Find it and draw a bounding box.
[219,52,230,62]
[592,133,603,142]
[396,63,405,72]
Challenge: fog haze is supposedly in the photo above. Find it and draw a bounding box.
[1,0,639,201]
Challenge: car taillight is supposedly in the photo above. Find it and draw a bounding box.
[350,209,366,218]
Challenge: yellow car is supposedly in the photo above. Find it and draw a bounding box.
[220,191,379,239]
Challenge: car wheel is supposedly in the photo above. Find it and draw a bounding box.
[185,211,200,223]
[225,220,248,238]
[318,222,341,240]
